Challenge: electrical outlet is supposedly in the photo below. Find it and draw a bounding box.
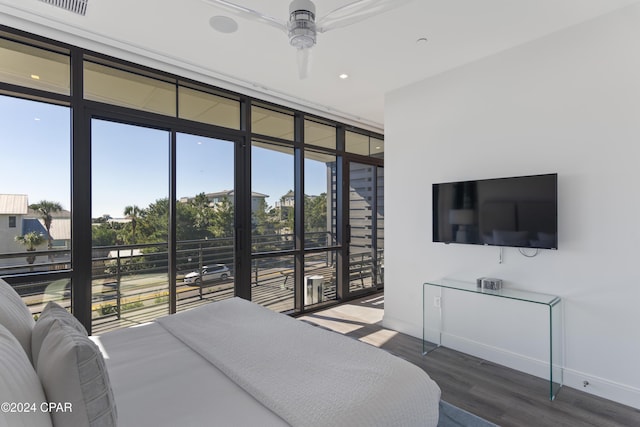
[433,296,441,308]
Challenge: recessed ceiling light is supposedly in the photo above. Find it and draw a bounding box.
[339,73,349,79]
[209,15,238,33]
[31,74,40,80]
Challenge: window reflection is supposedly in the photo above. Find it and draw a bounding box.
[84,61,176,116]
[0,37,70,95]
[178,86,240,129]
[305,119,336,150]
[251,105,294,140]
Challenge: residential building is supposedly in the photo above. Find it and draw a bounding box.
[275,190,294,208]
[0,194,71,254]
[0,194,29,254]
[181,190,268,214]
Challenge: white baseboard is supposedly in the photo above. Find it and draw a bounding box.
[441,333,550,379]
[443,334,640,409]
[382,314,422,340]
[380,318,640,410]
[562,368,640,410]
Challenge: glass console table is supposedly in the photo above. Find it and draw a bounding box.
[422,279,563,400]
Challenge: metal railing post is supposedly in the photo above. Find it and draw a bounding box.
[116,248,121,319]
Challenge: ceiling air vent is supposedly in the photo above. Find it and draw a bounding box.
[38,0,88,16]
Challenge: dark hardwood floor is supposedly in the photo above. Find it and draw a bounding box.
[299,293,640,427]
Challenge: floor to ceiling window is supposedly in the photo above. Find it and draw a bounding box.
[376,166,385,288]
[0,33,72,316]
[91,119,170,332]
[176,133,236,310]
[0,27,383,333]
[251,140,296,312]
[0,94,71,314]
[345,130,385,295]
[303,149,338,307]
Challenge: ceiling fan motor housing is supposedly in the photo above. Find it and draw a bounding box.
[288,0,316,49]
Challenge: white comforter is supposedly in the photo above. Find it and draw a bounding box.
[99,321,288,427]
[156,297,440,427]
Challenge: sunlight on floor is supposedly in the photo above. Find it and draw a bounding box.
[299,315,363,334]
[358,328,399,348]
[298,294,399,346]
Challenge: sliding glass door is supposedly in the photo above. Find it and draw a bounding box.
[250,140,296,312]
[91,119,170,332]
[347,162,384,294]
[175,133,235,310]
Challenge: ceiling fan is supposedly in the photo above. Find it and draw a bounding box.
[203,0,415,79]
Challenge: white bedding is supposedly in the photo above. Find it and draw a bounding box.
[99,298,440,427]
[98,322,289,427]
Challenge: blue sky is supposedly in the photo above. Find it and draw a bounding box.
[0,96,71,210]
[2,95,328,218]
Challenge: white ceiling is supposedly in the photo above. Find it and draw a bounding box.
[0,0,638,131]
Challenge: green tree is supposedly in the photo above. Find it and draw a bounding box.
[209,196,234,238]
[15,231,46,251]
[176,200,209,241]
[252,198,275,235]
[92,221,122,247]
[305,193,327,231]
[136,200,166,243]
[190,193,213,231]
[123,205,143,243]
[29,200,62,249]
[15,231,45,265]
[93,214,113,224]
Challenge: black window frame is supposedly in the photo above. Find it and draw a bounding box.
[0,24,384,334]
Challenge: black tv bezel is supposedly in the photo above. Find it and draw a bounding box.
[432,173,558,250]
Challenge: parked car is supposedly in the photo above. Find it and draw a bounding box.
[93,282,118,302]
[183,264,230,285]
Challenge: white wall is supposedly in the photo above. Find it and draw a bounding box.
[384,4,640,409]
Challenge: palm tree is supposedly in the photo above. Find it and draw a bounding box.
[29,200,63,249]
[15,232,45,264]
[124,205,142,243]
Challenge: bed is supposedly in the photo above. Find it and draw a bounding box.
[0,278,441,427]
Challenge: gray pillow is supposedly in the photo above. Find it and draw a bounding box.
[36,319,117,427]
[0,278,35,360]
[0,323,52,427]
[32,301,88,369]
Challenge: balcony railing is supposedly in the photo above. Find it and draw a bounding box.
[0,232,379,334]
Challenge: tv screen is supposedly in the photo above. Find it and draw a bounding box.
[432,174,558,249]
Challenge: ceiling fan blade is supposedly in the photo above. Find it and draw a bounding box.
[296,47,312,79]
[202,0,287,32]
[316,0,415,33]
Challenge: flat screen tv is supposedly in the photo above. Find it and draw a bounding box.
[433,174,558,249]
